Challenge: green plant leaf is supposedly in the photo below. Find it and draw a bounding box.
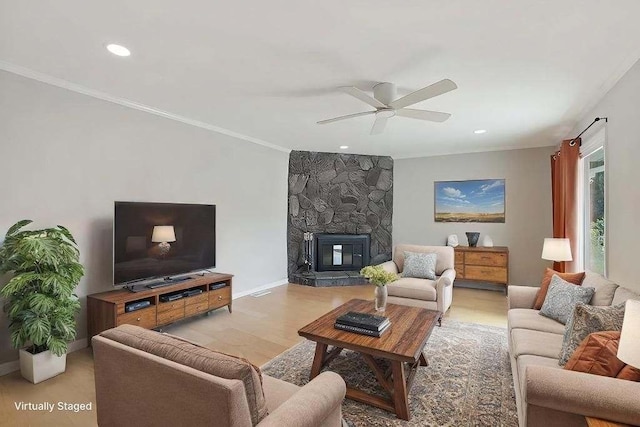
[6,220,32,237]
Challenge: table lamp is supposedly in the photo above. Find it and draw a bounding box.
[618,300,640,369]
[152,225,176,256]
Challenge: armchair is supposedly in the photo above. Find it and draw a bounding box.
[92,325,346,427]
[379,244,456,325]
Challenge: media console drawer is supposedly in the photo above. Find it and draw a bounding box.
[117,306,157,329]
[209,287,231,308]
[158,299,185,313]
[157,306,185,325]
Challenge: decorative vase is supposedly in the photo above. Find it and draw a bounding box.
[446,234,459,247]
[375,285,388,313]
[481,235,494,247]
[466,232,480,247]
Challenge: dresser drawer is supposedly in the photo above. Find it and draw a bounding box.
[158,299,185,314]
[455,265,465,278]
[464,266,508,283]
[117,307,157,329]
[465,252,507,267]
[209,287,231,308]
[455,251,464,264]
[157,306,185,325]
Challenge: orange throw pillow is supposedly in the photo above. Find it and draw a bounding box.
[533,268,585,309]
[564,331,640,381]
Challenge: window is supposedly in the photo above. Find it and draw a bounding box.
[580,128,606,275]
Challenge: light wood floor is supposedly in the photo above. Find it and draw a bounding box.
[0,284,507,427]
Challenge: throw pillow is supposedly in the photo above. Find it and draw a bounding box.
[101,324,268,425]
[539,275,595,325]
[564,331,640,381]
[558,302,626,366]
[533,268,585,310]
[402,251,437,280]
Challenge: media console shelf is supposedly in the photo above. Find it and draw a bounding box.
[87,272,233,338]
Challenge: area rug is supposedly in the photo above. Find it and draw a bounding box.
[261,320,518,427]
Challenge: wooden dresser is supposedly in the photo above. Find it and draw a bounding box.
[454,246,509,288]
[87,272,233,338]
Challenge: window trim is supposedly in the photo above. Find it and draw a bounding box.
[578,125,608,276]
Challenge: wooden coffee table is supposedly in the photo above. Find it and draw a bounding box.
[298,299,440,420]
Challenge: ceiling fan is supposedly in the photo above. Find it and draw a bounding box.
[317,79,457,135]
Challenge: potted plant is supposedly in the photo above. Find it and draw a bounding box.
[0,220,83,383]
[360,265,398,312]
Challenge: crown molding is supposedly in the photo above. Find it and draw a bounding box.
[0,60,291,154]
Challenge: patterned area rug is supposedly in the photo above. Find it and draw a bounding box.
[261,320,518,427]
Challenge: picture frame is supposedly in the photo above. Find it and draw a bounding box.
[434,179,506,223]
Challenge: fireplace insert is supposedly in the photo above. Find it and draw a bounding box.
[315,233,370,272]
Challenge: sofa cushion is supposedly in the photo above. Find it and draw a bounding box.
[516,355,561,398]
[262,375,300,412]
[539,275,595,324]
[511,329,564,359]
[558,303,626,366]
[583,271,618,306]
[401,251,437,279]
[564,331,640,381]
[387,277,437,301]
[612,286,640,306]
[508,309,566,335]
[533,268,585,310]
[100,324,268,425]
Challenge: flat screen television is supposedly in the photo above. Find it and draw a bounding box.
[113,201,216,286]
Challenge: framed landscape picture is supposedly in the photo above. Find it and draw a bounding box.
[434,179,505,223]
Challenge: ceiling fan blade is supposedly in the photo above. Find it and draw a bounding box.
[341,86,387,108]
[317,110,375,125]
[395,108,451,123]
[370,115,388,135]
[389,79,457,109]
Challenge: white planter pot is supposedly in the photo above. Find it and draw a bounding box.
[19,348,67,384]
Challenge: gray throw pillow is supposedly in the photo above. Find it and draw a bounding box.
[402,251,437,280]
[539,275,595,324]
[558,302,626,366]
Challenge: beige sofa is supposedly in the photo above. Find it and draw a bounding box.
[92,325,346,427]
[380,244,456,324]
[507,271,640,427]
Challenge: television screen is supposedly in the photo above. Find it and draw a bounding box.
[113,201,216,285]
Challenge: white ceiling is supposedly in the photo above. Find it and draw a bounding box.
[2,0,640,158]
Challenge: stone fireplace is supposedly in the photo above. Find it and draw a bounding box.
[287,150,393,286]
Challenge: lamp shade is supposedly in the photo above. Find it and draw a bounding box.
[618,300,640,368]
[151,225,176,243]
[541,238,572,261]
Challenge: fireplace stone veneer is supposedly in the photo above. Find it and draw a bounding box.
[287,151,393,284]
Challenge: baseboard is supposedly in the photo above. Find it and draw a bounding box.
[233,278,289,300]
[0,360,19,377]
[0,337,89,377]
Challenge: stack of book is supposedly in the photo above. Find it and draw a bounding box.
[334,311,391,337]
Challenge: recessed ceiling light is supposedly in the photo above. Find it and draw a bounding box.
[339,145,349,149]
[106,44,131,57]
[474,129,487,134]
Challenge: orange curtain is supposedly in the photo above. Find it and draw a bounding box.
[550,138,580,272]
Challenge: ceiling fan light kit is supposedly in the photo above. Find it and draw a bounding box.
[318,79,457,135]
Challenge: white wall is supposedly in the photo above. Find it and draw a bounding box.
[0,71,289,364]
[568,59,640,292]
[393,146,555,285]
